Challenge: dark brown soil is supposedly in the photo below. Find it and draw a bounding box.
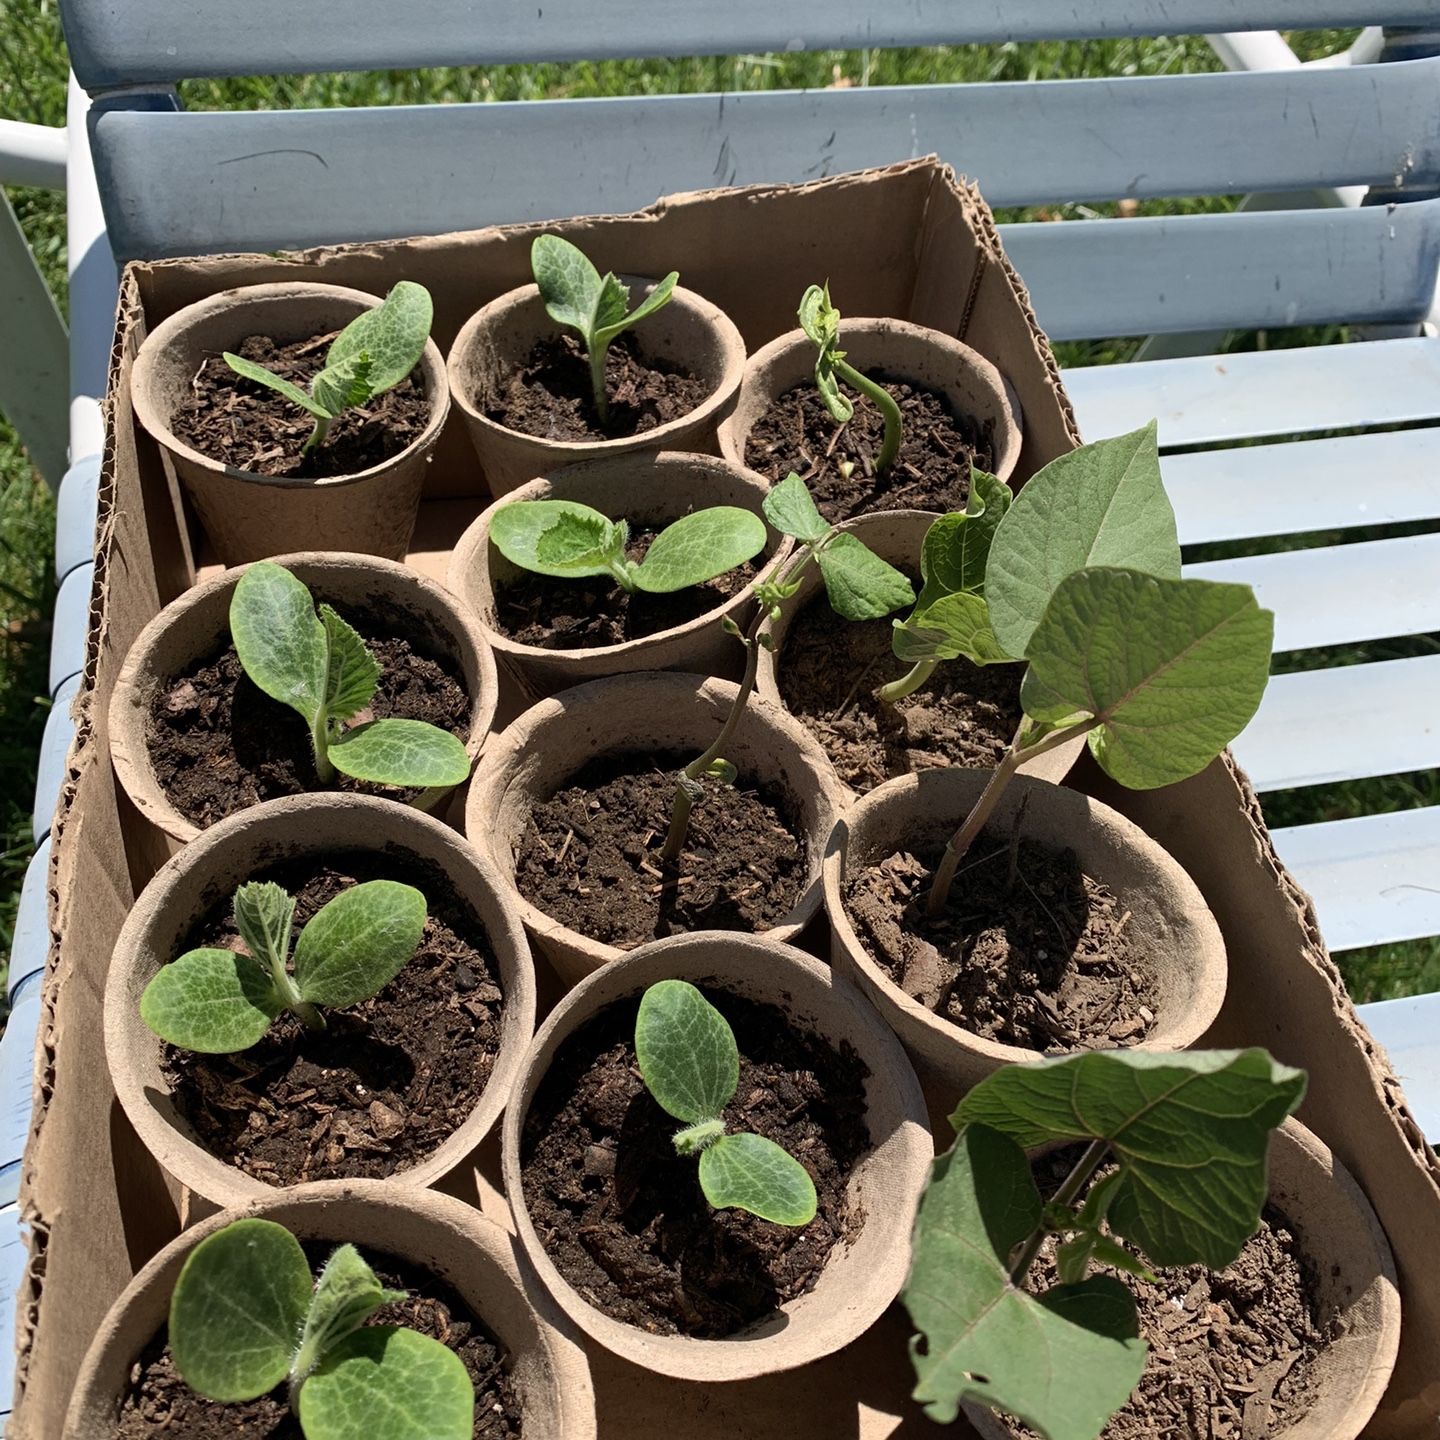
[170,332,431,478]
[161,852,505,1186]
[494,527,759,649]
[485,333,710,443]
[843,820,1156,1052]
[777,586,1023,794]
[744,375,993,524]
[514,753,807,949]
[520,989,871,1337]
[148,606,471,828]
[112,1249,521,1439]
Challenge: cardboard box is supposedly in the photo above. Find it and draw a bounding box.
[13,158,1440,1437]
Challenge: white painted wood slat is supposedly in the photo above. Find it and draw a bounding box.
[1356,993,1440,1141]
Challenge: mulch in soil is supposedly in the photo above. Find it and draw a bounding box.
[170,332,431,478]
[744,375,994,524]
[513,753,807,949]
[843,820,1157,1052]
[493,527,759,649]
[520,989,871,1338]
[147,606,471,829]
[161,851,505,1186]
[484,332,710,443]
[113,1249,521,1440]
[777,586,1023,794]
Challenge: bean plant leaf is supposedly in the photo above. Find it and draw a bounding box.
[906,1125,1146,1439]
[233,880,295,974]
[699,1132,818,1225]
[222,354,330,418]
[798,282,853,424]
[987,422,1180,657]
[953,1049,1307,1269]
[320,605,381,723]
[231,562,328,724]
[324,280,433,396]
[169,1219,312,1403]
[634,979,738,1124]
[915,470,1012,609]
[328,718,471,788]
[892,590,1013,667]
[761,471,830,544]
[292,879,427,1009]
[1020,568,1274,790]
[632,507,767,593]
[139,948,285,1054]
[490,499,623,579]
[295,1245,404,1380]
[298,1326,474,1440]
[816,532,915,621]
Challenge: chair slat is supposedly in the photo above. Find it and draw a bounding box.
[1272,807,1440,951]
[1068,336,1440,446]
[1356,993,1440,1141]
[1184,534,1440,653]
[90,58,1440,261]
[63,0,1440,90]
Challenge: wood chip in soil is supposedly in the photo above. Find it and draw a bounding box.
[744,375,994,523]
[484,332,710,442]
[147,606,471,829]
[170,331,431,478]
[513,753,807,949]
[112,1249,521,1440]
[843,820,1157,1052]
[520,989,871,1337]
[161,852,505,1186]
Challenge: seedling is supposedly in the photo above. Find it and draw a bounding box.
[799,283,903,477]
[489,497,766,594]
[140,877,426,1051]
[635,979,818,1225]
[659,472,914,861]
[531,233,678,422]
[167,1218,472,1439]
[229,561,471,792]
[224,281,433,455]
[905,1047,1306,1440]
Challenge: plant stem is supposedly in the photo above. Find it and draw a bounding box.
[310,706,336,784]
[267,951,327,1035]
[1009,1139,1110,1286]
[589,340,610,423]
[876,658,936,703]
[836,357,902,475]
[302,414,331,455]
[292,999,327,1034]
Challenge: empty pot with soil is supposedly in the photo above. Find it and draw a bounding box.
[465,671,844,987]
[64,1179,595,1439]
[756,509,1082,799]
[501,930,932,1381]
[106,792,535,1208]
[719,314,1020,522]
[446,450,791,696]
[824,768,1227,1091]
[109,551,498,851]
[130,282,450,563]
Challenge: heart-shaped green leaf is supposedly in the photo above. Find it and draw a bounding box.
[293,879,427,1009]
[294,1244,405,1381]
[634,979,738,1124]
[892,590,1013,667]
[699,1132,819,1225]
[632,507,767,593]
[915,471,1013,609]
[762,471,830,543]
[905,1124,1147,1440]
[490,499,625,579]
[231,562,328,724]
[325,281,432,396]
[319,605,381,723]
[953,1049,1307,1268]
[532,233,606,335]
[816,532,915,621]
[139,948,285,1053]
[328,718,471,789]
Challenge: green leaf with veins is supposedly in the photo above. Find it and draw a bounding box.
[905,1124,1146,1439]
[311,352,374,418]
[139,948,284,1053]
[293,879,427,1009]
[892,589,1013,666]
[230,562,328,723]
[531,233,677,354]
[294,1245,404,1383]
[1020,568,1274,789]
[761,471,830,543]
[1057,1232,1156,1288]
[233,880,296,976]
[324,281,432,395]
[699,1132,818,1226]
[593,271,678,348]
[632,507,767,593]
[952,1048,1306,1269]
[490,499,624,579]
[320,605,380,722]
[634,979,738,1123]
[816,532,915,621]
[798,282,853,424]
[915,471,1012,609]
[328,717,471,788]
[222,354,331,418]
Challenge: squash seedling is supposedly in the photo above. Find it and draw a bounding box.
[659,472,914,862]
[224,281,433,455]
[140,877,426,1050]
[531,233,678,423]
[166,1218,472,1439]
[489,497,766,594]
[799,282,903,478]
[229,561,471,792]
[905,1047,1307,1440]
[635,980,818,1225]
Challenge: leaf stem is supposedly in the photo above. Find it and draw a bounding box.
[876,658,936,703]
[835,357,902,475]
[1009,1138,1110,1287]
[588,339,610,423]
[302,414,331,455]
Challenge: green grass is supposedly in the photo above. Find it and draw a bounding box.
[0,11,1426,1002]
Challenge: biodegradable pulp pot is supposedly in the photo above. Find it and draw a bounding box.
[823,768,1228,1092]
[130,282,450,563]
[965,1117,1401,1440]
[754,509,1083,797]
[109,550,499,851]
[501,930,932,1382]
[446,277,746,496]
[63,1179,596,1439]
[446,450,793,696]
[465,671,844,987]
[718,315,1021,486]
[105,793,537,1208]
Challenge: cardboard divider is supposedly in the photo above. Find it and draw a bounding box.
[12,159,1439,1438]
